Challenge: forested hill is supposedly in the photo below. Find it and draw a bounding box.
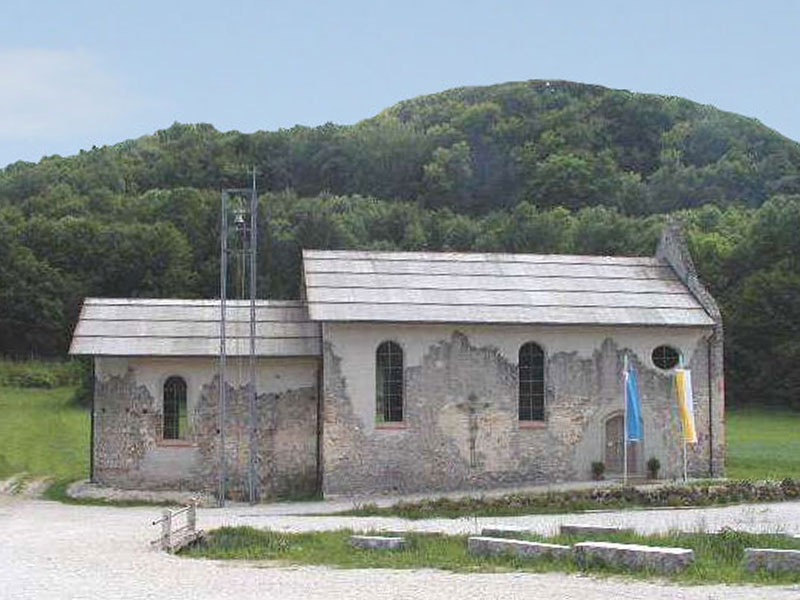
[3,80,800,214]
[1,79,800,408]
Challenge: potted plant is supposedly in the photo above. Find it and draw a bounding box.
[591,461,605,481]
[647,457,661,480]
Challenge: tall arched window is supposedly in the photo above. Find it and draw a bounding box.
[376,341,404,423]
[519,342,545,421]
[163,376,188,440]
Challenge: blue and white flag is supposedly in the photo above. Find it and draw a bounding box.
[625,363,644,442]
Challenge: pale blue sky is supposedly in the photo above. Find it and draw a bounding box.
[1,0,798,168]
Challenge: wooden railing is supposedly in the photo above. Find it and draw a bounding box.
[151,500,204,552]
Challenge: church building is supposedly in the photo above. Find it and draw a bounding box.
[69,224,724,499]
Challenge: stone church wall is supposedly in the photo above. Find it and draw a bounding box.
[321,323,718,496]
[92,356,319,500]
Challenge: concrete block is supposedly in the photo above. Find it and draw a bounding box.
[481,527,530,538]
[573,541,694,573]
[560,524,634,537]
[468,536,571,560]
[349,535,406,551]
[745,548,800,573]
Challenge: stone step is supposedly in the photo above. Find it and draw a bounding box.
[573,541,694,573]
[480,527,531,538]
[468,536,571,560]
[745,548,800,572]
[560,524,635,537]
[349,535,406,550]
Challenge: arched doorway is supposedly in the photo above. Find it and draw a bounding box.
[604,413,641,475]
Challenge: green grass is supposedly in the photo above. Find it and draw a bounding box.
[181,526,800,585]
[726,406,800,480]
[0,386,88,481]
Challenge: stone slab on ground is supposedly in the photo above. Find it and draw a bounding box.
[745,548,800,573]
[573,541,694,573]
[468,536,571,560]
[349,535,406,550]
[560,524,635,537]
[480,527,531,538]
[68,480,216,507]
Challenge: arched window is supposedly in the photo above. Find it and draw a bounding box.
[376,341,404,423]
[519,342,545,421]
[652,345,680,370]
[163,376,188,440]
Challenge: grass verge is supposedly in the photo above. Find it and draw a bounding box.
[0,386,88,480]
[727,407,800,480]
[181,526,800,585]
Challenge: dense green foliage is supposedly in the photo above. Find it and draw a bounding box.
[1,79,799,408]
[184,526,800,585]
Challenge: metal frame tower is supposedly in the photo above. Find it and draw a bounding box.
[218,171,259,506]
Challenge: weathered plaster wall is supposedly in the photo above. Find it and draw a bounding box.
[93,356,319,498]
[322,323,718,496]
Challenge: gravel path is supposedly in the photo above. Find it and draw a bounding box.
[3,495,800,599]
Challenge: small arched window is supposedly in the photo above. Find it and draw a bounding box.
[376,341,404,423]
[163,376,188,440]
[519,342,545,421]
[652,345,681,370]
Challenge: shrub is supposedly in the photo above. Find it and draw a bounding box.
[0,359,84,389]
[7,369,58,388]
[647,457,661,479]
[591,461,605,481]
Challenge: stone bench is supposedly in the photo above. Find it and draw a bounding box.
[573,541,694,573]
[349,535,406,550]
[744,548,800,572]
[560,524,635,537]
[468,536,571,560]
[480,527,531,538]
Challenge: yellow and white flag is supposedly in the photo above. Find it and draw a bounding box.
[675,369,697,444]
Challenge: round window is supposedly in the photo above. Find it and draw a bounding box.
[652,345,680,370]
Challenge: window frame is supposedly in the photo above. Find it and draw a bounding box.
[651,345,681,371]
[518,341,546,424]
[162,375,189,442]
[375,340,405,426]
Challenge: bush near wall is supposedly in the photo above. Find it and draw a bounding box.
[344,479,800,519]
[0,359,84,389]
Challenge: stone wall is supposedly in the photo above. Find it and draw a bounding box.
[92,356,319,499]
[322,323,718,496]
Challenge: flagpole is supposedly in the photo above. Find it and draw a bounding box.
[623,353,628,487]
[680,357,688,483]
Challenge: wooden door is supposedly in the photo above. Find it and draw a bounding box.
[605,414,638,474]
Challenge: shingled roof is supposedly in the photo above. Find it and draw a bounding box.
[69,299,321,357]
[302,250,715,327]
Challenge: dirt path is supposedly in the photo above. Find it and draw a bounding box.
[3,496,800,599]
